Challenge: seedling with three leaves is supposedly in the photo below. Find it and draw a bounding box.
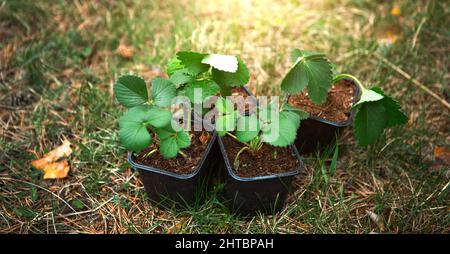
[114,74,190,159]
[281,48,408,146]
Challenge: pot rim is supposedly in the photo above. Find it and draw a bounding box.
[286,77,362,127]
[128,131,217,180]
[217,134,305,182]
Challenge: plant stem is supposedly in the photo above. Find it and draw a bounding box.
[145,149,158,158]
[333,74,366,91]
[233,146,249,171]
[226,132,251,147]
[178,150,188,158]
[226,132,239,140]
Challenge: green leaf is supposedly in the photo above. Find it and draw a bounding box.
[216,97,234,114]
[114,74,148,108]
[202,54,238,72]
[280,62,309,94]
[177,79,220,103]
[176,129,191,149]
[145,107,172,128]
[371,87,408,127]
[169,69,194,87]
[30,186,38,202]
[156,126,191,159]
[353,86,407,146]
[71,199,85,209]
[282,102,310,120]
[290,49,325,63]
[151,77,176,107]
[166,57,184,76]
[281,110,301,127]
[177,51,209,75]
[14,206,37,219]
[155,126,173,140]
[160,137,179,159]
[211,56,249,87]
[281,49,332,104]
[218,83,232,97]
[118,106,156,152]
[216,113,237,136]
[236,114,260,142]
[258,103,276,124]
[354,101,387,146]
[353,86,384,107]
[263,111,300,147]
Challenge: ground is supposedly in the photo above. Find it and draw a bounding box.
[0,0,449,233]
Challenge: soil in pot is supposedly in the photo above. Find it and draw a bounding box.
[135,131,211,175]
[222,135,299,178]
[230,87,256,114]
[288,79,355,123]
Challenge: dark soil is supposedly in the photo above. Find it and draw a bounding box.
[135,131,211,175]
[222,135,299,177]
[288,80,355,123]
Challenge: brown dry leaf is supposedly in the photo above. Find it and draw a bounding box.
[0,42,16,67]
[167,221,183,234]
[431,146,450,170]
[116,44,134,59]
[31,140,72,179]
[199,132,210,145]
[366,210,385,231]
[41,160,70,179]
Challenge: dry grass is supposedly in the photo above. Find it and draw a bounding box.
[0,0,449,233]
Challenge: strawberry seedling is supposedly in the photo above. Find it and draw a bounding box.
[114,74,190,158]
[281,48,408,146]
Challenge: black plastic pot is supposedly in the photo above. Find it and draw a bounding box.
[217,137,304,216]
[290,78,361,154]
[128,131,220,208]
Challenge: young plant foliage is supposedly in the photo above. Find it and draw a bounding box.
[216,98,306,150]
[281,49,333,104]
[169,51,250,99]
[155,125,191,159]
[114,74,148,108]
[118,105,172,152]
[280,48,408,148]
[177,79,220,103]
[215,97,238,136]
[115,74,192,159]
[353,86,408,146]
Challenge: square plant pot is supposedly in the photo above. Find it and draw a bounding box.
[217,136,305,216]
[128,131,220,208]
[290,78,361,154]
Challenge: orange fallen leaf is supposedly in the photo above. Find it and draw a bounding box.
[31,140,72,179]
[431,146,450,170]
[31,140,72,169]
[198,132,210,145]
[391,4,401,16]
[167,221,183,234]
[116,44,134,59]
[41,160,70,179]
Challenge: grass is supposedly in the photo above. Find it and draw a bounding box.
[0,0,449,233]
